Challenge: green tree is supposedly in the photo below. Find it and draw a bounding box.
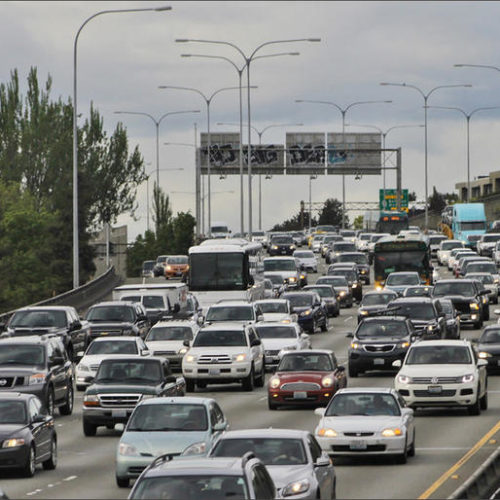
[318,198,347,227]
[428,186,446,213]
[353,215,363,230]
[408,191,417,202]
[171,212,196,254]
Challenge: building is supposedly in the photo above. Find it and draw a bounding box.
[456,170,500,201]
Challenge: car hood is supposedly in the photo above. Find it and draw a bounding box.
[275,372,327,383]
[79,354,140,366]
[291,306,313,313]
[477,343,500,355]
[359,305,389,313]
[384,285,414,293]
[188,346,243,356]
[318,415,403,433]
[0,424,28,440]
[355,337,402,344]
[437,295,474,304]
[401,364,474,377]
[87,321,134,329]
[146,340,184,351]
[264,271,298,280]
[0,366,46,376]
[262,313,293,322]
[87,383,158,395]
[120,430,210,456]
[262,339,298,351]
[266,464,314,489]
[297,258,317,265]
[8,326,65,336]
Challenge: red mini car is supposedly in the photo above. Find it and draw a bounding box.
[268,349,347,410]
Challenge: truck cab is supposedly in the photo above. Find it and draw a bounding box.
[451,203,487,246]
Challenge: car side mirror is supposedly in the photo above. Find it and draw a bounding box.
[478,359,488,367]
[314,408,326,417]
[336,365,345,372]
[183,339,190,348]
[248,275,255,286]
[173,303,181,313]
[50,356,64,366]
[197,316,205,326]
[251,338,261,347]
[392,359,402,368]
[141,349,150,357]
[164,375,177,384]
[75,351,85,361]
[31,414,47,424]
[71,321,82,331]
[213,422,228,432]
[300,333,309,340]
[494,309,500,316]
[257,315,264,322]
[345,332,354,338]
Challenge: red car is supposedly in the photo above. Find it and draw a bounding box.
[268,349,347,410]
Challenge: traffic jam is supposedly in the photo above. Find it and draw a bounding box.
[0,205,499,499]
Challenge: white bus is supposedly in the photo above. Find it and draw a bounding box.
[188,238,265,310]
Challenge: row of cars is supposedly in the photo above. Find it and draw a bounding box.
[142,254,189,279]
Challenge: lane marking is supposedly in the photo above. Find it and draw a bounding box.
[26,490,42,496]
[343,317,353,323]
[258,396,267,401]
[418,420,500,499]
[63,475,77,482]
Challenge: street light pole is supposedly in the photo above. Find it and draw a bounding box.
[425,105,500,201]
[309,175,317,232]
[72,4,171,288]
[158,85,250,237]
[176,38,321,239]
[295,99,392,228]
[380,82,472,229]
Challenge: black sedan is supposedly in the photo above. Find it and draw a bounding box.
[0,393,57,477]
[281,292,328,334]
[475,326,500,373]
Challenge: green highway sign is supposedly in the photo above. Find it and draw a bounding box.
[379,189,409,211]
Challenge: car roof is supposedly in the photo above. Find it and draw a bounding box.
[151,320,197,327]
[137,396,214,406]
[145,456,250,476]
[0,336,51,345]
[14,306,72,312]
[209,302,253,308]
[387,271,419,276]
[0,392,33,401]
[335,387,393,395]
[409,339,471,347]
[304,284,333,289]
[281,349,333,356]
[89,301,135,307]
[199,323,247,332]
[391,297,434,304]
[216,428,309,439]
[359,316,408,323]
[91,336,140,342]
[254,299,288,303]
[99,355,164,363]
[435,279,474,284]
[364,290,397,296]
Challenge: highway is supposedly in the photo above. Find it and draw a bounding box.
[1,261,499,499]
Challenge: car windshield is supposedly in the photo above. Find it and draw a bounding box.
[325,393,401,417]
[206,307,254,322]
[86,306,135,322]
[333,243,356,252]
[146,326,194,341]
[404,287,432,297]
[257,302,288,314]
[433,282,475,297]
[211,438,307,466]
[361,294,395,306]
[264,281,273,290]
[142,296,166,309]
[386,274,419,286]
[255,326,296,339]
[482,235,500,243]
[272,237,293,245]
[278,353,333,371]
[429,237,447,245]
[131,476,248,500]
[467,263,497,274]
[95,360,161,383]
[305,287,333,298]
[406,345,472,364]
[317,277,348,287]
[127,404,208,432]
[10,310,67,328]
[294,252,314,259]
[167,256,188,264]
[283,294,313,307]
[0,345,45,366]
[0,401,27,424]
[267,275,285,285]
[439,301,454,314]
[479,329,500,344]
[264,260,296,272]
[356,321,408,339]
[157,256,167,264]
[441,241,463,251]
[337,254,367,264]
[143,262,155,271]
[193,331,247,347]
[466,274,494,284]
[392,302,435,320]
[330,270,356,282]
[359,234,372,241]
[86,341,138,355]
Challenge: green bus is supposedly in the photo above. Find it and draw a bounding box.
[373,235,431,288]
[376,211,409,235]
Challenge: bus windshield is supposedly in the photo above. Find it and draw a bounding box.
[374,251,429,280]
[189,252,247,291]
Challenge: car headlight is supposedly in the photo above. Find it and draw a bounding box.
[321,376,334,387]
[317,428,337,437]
[272,245,278,249]
[77,364,90,372]
[482,297,488,304]
[83,394,99,407]
[494,279,499,284]
[178,347,188,355]
[282,479,310,497]
[350,342,360,350]
[141,394,155,400]
[339,291,346,297]
[28,373,45,385]
[470,302,480,310]
[381,428,403,437]
[118,443,139,456]
[427,324,435,331]
[300,274,306,280]
[397,374,412,384]
[360,310,369,316]
[462,373,475,383]
[352,283,358,288]
[185,354,197,362]
[232,353,247,362]
[478,351,492,359]
[269,376,281,389]
[166,265,172,271]
[2,438,25,448]
[288,277,297,283]
[398,341,410,349]
[182,441,207,456]
[290,245,295,250]
[376,285,383,291]
[300,309,312,317]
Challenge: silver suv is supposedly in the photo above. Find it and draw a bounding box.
[182,323,265,392]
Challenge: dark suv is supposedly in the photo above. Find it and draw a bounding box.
[84,301,151,340]
[2,306,90,362]
[433,279,490,329]
[268,236,296,256]
[82,356,185,436]
[347,316,416,377]
[0,335,74,417]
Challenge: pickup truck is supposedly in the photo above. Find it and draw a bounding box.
[82,356,185,436]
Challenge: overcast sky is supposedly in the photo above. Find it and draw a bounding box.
[2,1,500,241]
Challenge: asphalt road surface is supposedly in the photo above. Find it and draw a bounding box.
[2,260,500,499]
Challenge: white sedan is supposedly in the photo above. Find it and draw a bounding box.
[314,388,415,463]
[254,299,297,323]
[293,250,318,273]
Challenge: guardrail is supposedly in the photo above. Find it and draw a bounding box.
[0,266,122,324]
[449,446,500,499]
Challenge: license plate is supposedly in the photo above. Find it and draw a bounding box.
[350,441,367,450]
[265,356,276,363]
[428,385,442,394]
[281,250,286,254]
[112,409,127,418]
[209,368,219,376]
[293,391,307,399]
[373,358,385,365]
[100,332,109,336]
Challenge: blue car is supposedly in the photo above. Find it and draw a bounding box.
[115,396,229,487]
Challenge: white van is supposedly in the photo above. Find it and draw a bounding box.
[112,283,189,324]
[210,221,231,239]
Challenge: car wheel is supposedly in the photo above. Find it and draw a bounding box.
[331,478,336,499]
[76,385,86,392]
[347,301,353,309]
[23,445,36,477]
[116,476,130,488]
[395,439,408,464]
[255,362,265,388]
[185,379,195,392]
[348,365,358,378]
[268,398,278,410]
[42,438,57,470]
[480,390,488,410]
[59,383,74,416]
[321,319,328,332]
[242,367,254,391]
[467,391,481,416]
[83,420,97,437]
[196,381,207,389]
[408,431,415,457]
[45,388,55,417]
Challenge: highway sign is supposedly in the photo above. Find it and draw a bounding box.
[380,189,408,211]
